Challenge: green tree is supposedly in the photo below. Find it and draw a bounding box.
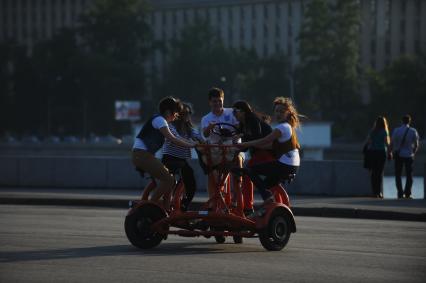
[0,41,35,136]
[79,0,152,65]
[369,55,426,136]
[243,54,291,113]
[297,0,362,138]
[160,20,237,113]
[160,20,291,116]
[76,0,154,135]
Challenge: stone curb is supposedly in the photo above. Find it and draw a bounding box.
[1,197,425,222]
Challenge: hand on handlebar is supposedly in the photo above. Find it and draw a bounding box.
[232,133,243,143]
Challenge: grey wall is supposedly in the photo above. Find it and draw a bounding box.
[0,156,378,196]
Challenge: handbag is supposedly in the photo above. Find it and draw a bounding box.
[362,143,372,169]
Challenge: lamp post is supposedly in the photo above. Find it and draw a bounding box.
[287,73,295,104]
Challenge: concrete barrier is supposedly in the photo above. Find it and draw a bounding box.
[0,156,376,196]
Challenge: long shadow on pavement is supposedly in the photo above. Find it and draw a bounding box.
[0,242,265,263]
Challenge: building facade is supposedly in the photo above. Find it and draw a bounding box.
[1,0,425,98]
[0,0,90,49]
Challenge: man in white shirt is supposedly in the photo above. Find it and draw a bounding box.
[201,88,239,143]
[200,87,242,202]
[390,114,420,199]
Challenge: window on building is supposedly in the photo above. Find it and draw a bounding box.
[194,9,199,21]
[385,0,390,15]
[370,0,376,15]
[183,10,187,23]
[400,40,405,53]
[385,19,390,36]
[288,23,292,37]
[208,9,213,23]
[370,40,376,54]
[252,5,256,20]
[240,6,244,21]
[172,12,177,25]
[415,19,420,38]
[264,5,268,18]
[400,20,405,34]
[199,8,207,20]
[414,40,420,54]
[54,1,60,27]
[288,1,292,17]
[371,17,377,35]
[276,4,280,19]
[385,40,390,55]
[415,0,421,17]
[276,42,281,52]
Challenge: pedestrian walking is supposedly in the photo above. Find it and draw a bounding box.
[364,116,392,198]
[390,114,420,199]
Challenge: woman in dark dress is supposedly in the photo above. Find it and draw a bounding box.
[232,100,274,215]
[364,116,392,198]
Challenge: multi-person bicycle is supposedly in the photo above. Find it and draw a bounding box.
[125,123,296,251]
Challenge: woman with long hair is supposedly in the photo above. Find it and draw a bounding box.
[162,103,201,211]
[232,100,274,215]
[235,97,301,203]
[364,116,392,198]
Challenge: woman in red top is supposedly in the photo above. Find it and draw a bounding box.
[232,101,275,215]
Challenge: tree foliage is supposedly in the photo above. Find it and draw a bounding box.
[0,0,153,138]
[160,20,291,115]
[369,55,426,136]
[297,0,362,138]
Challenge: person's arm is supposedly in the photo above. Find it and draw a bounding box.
[385,131,392,160]
[159,127,195,148]
[413,130,419,154]
[238,128,281,149]
[200,115,213,138]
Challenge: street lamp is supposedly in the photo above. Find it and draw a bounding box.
[287,73,295,104]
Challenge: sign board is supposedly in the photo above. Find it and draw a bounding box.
[115,101,140,121]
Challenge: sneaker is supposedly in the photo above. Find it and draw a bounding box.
[404,195,413,199]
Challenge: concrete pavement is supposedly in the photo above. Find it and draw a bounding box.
[0,187,425,222]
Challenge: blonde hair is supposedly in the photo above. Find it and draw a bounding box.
[372,116,390,144]
[273,97,300,128]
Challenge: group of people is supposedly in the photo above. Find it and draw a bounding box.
[364,115,419,199]
[131,87,301,213]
